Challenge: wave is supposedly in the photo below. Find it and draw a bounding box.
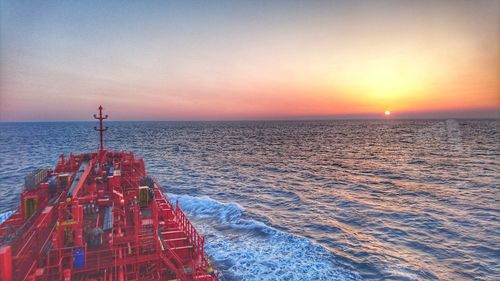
[0,210,14,224]
[168,193,361,281]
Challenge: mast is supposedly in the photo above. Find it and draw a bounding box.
[93,105,108,151]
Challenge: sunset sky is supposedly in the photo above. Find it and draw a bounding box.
[1,0,499,121]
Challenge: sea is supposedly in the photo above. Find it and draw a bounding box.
[0,119,498,281]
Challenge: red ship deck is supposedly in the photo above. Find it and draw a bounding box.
[0,107,219,281]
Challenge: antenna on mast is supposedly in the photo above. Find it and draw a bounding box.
[93,105,108,151]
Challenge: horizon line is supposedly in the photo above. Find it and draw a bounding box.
[1,116,499,123]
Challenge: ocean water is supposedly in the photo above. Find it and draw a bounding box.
[0,120,499,281]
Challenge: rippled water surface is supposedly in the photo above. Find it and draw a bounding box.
[0,120,499,280]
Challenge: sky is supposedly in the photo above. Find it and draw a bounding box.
[0,0,499,121]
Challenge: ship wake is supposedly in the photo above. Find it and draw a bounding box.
[168,193,361,281]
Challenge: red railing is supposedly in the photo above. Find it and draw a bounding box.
[150,189,190,281]
[175,202,205,256]
[152,178,219,280]
[11,206,58,281]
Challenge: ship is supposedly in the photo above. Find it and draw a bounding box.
[0,106,220,281]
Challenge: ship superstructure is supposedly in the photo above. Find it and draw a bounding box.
[0,106,219,281]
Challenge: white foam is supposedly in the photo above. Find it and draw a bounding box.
[168,194,361,281]
[0,210,14,224]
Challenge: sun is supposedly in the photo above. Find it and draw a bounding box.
[384,110,391,116]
